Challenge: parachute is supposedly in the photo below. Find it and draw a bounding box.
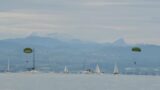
[131,47,142,65]
[132,47,142,52]
[24,48,36,70]
[24,48,33,53]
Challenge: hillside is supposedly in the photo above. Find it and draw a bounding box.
[0,36,160,74]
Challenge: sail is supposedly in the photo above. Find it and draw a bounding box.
[113,63,119,74]
[64,66,69,73]
[95,64,101,74]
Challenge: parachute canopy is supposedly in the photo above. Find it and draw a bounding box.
[132,47,141,52]
[24,48,33,53]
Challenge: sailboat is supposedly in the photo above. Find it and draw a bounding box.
[64,66,69,73]
[113,63,120,75]
[95,64,101,74]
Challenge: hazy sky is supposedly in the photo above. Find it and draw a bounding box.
[0,0,160,44]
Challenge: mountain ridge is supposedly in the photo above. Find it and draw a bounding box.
[0,35,160,74]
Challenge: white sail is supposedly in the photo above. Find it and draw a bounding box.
[95,64,101,74]
[64,66,69,73]
[113,63,119,75]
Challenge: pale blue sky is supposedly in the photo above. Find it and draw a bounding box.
[0,0,160,44]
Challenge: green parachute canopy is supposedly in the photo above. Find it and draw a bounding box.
[24,48,33,53]
[132,47,142,52]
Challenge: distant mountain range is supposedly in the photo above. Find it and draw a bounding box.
[0,35,160,74]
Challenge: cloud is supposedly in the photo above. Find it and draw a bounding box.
[83,2,131,6]
[0,0,160,45]
[82,0,160,8]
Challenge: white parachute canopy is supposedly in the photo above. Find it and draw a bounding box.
[64,66,69,73]
[95,64,101,74]
[113,63,119,74]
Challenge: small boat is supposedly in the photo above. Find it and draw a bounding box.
[113,63,120,75]
[95,64,101,74]
[64,66,69,73]
[80,69,94,74]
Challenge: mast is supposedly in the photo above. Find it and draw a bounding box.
[7,59,10,72]
[32,48,35,70]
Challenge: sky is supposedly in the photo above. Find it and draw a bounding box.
[0,0,160,45]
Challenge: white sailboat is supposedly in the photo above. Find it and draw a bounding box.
[113,63,119,75]
[64,66,69,73]
[95,64,101,74]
